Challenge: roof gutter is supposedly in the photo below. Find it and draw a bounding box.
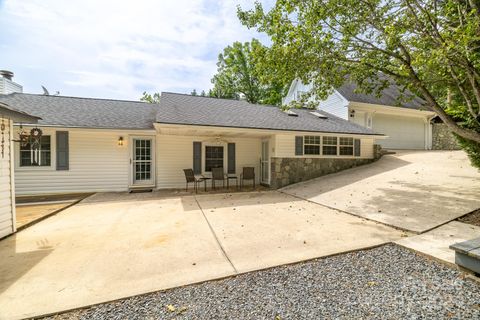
[154,122,386,138]
[12,123,156,131]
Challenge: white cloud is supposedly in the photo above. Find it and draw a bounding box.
[0,0,270,100]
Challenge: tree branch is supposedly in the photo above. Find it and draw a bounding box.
[449,66,478,118]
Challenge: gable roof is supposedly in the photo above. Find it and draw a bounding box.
[0,91,382,136]
[336,81,427,110]
[157,92,380,135]
[0,93,158,129]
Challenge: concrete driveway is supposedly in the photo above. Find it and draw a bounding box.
[281,151,480,233]
[0,191,403,319]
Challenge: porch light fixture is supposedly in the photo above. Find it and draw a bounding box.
[349,109,355,118]
[118,136,124,146]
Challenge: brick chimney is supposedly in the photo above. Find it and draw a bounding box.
[0,70,23,94]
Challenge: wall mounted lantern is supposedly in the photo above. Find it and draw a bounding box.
[118,136,124,146]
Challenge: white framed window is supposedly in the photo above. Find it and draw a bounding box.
[20,135,51,167]
[322,136,338,155]
[205,145,224,172]
[339,137,354,156]
[304,135,320,155]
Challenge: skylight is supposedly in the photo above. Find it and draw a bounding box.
[309,111,328,119]
[284,109,298,116]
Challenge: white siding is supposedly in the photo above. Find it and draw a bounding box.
[317,91,349,119]
[283,80,348,119]
[156,135,262,189]
[0,119,14,238]
[0,78,23,94]
[14,127,155,195]
[274,134,374,159]
[372,114,426,150]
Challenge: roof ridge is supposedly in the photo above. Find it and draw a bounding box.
[161,91,280,108]
[5,92,154,105]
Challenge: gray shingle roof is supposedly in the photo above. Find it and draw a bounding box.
[0,92,382,135]
[337,81,427,110]
[157,92,380,135]
[0,93,158,129]
[0,101,41,122]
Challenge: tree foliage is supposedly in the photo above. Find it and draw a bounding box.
[140,91,161,103]
[210,39,292,105]
[238,0,480,165]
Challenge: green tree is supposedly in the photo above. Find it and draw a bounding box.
[211,39,291,105]
[238,0,480,165]
[191,89,198,96]
[140,91,161,103]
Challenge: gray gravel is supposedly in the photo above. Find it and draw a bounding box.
[43,244,480,320]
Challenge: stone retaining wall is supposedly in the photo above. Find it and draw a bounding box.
[270,157,376,189]
[432,123,460,150]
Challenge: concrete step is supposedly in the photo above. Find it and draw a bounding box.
[450,237,480,274]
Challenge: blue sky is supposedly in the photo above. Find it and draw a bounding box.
[0,0,270,100]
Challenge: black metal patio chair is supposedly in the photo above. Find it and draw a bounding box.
[183,169,205,193]
[211,167,226,190]
[240,167,255,189]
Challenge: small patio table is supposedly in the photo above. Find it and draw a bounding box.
[226,174,238,190]
[201,176,211,191]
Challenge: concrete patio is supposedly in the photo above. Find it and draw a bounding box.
[1,150,479,319]
[281,151,480,233]
[0,191,404,320]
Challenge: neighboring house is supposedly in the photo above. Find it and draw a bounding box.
[0,72,385,196]
[0,101,39,238]
[283,79,437,150]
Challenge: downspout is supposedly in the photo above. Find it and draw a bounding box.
[425,115,436,150]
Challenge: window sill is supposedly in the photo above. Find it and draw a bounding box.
[16,166,55,172]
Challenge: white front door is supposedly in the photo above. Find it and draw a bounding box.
[131,137,155,186]
[261,140,269,184]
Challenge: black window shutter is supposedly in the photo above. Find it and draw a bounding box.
[193,141,202,174]
[227,143,236,174]
[354,139,361,156]
[56,131,69,170]
[295,136,303,156]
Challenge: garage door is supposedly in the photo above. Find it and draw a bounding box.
[373,114,426,149]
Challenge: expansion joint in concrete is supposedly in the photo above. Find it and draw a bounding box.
[194,196,238,274]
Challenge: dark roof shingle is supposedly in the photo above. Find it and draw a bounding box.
[0,92,382,135]
[336,80,427,110]
[157,92,380,135]
[0,93,158,129]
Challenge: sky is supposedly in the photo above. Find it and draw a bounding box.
[0,0,271,100]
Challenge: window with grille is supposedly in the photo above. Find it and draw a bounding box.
[205,146,224,172]
[304,135,320,155]
[339,137,354,156]
[20,136,51,166]
[322,136,338,155]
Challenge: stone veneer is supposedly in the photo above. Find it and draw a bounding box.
[270,157,376,189]
[432,123,461,150]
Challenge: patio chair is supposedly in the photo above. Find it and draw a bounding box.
[240,167,255,189]
[183,169,204,193]
[211,167,226,190]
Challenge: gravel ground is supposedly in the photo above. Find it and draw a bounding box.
[43,244,480,320]
[458,208,480,227]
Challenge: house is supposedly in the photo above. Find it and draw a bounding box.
[283,79,437,150]
[0,72,385,196]
[0,100,39,238]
